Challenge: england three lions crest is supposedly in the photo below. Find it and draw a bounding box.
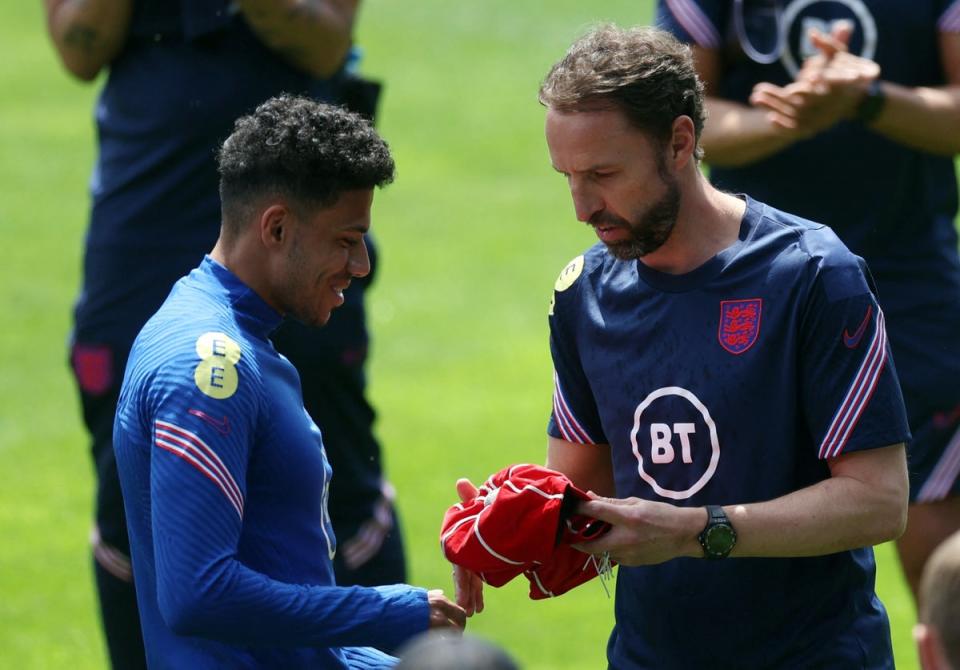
[718,299,762,355]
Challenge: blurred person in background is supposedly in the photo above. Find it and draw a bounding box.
[396,632,519,670]
[657,0,960,605]
[916,529,960,670]
[44,2,406,667]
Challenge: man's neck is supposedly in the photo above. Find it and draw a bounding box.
[210,238,283,314]
[638,173,745,275]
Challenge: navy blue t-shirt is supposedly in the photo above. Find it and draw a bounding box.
[548,198,910,669]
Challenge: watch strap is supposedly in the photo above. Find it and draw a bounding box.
[855,79,886,124]
[698,505,736,559]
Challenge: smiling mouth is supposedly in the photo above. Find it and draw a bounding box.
[330,279,351,303]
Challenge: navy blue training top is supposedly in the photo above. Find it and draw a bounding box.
[548,198,910,669]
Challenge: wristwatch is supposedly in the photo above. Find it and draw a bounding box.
[698,505,737,559]
[855,79,886,124]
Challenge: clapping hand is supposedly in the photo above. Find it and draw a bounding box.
[749,21,879,137]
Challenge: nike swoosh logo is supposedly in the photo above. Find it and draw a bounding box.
[188,408,231,435]
[843,305,873,349]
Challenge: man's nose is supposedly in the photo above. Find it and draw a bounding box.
[570,180,602,223]
[349,238,371,278]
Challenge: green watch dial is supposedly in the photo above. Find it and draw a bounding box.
[704,525,736,556]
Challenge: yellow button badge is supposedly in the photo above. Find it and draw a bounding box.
[550,254,585,315]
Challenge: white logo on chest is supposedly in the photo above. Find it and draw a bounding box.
[780,0,877,77]
[630,387,720,500]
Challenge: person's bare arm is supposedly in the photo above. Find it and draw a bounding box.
[726,442,908,556]
[865,32,960,156]
[235,0,359,78]
[546,436,616,497]
[694,45,805,167]
[754,30,960,156]
[44,0,132,81]
[576,443,907,565]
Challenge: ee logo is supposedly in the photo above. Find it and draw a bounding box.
[550,254,584,315]
[194,332,241,399]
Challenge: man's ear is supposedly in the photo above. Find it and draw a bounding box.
[915,623,949,670]
[669,115,697,171]
[259,204,291,249]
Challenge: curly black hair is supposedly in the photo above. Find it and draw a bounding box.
[539,25,706,160]
[217,94,395,232]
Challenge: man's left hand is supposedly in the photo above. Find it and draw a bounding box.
[572,496,705,566]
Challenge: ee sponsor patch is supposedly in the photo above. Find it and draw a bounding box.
[551,255,585,315]
[554,255,584,292]
[194,332,242,399]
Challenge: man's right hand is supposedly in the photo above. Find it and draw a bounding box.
[427,590,467,631]
[452,478,485,616]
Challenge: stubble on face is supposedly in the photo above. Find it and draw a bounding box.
[278,223,332,328]
[591,169,681,261]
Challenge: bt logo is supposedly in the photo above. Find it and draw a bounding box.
[650,423,697,464]
[630,387,720,500]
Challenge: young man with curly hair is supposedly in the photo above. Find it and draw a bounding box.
[113,95,464,669]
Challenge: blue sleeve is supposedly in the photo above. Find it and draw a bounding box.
[799,261,911,460]
[148,336,428,651]
[655,0,726,49]
[547,256,607,445]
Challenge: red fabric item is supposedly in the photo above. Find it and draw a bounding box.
[440,463,613,599]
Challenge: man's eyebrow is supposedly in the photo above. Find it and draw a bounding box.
[552,163,614,174]
[341,221,370,233]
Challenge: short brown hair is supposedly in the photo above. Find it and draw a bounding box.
[919,530,960,669]
[539,25,706,159]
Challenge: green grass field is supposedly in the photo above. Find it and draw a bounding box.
[0,1,939,668]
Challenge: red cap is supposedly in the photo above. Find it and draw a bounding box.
[441,464,613,599]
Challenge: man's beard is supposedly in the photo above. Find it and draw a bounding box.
[591,175,681,261]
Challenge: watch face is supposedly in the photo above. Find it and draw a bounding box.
[705,525,736,556]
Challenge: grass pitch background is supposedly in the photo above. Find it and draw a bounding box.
[0,1,945,667]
